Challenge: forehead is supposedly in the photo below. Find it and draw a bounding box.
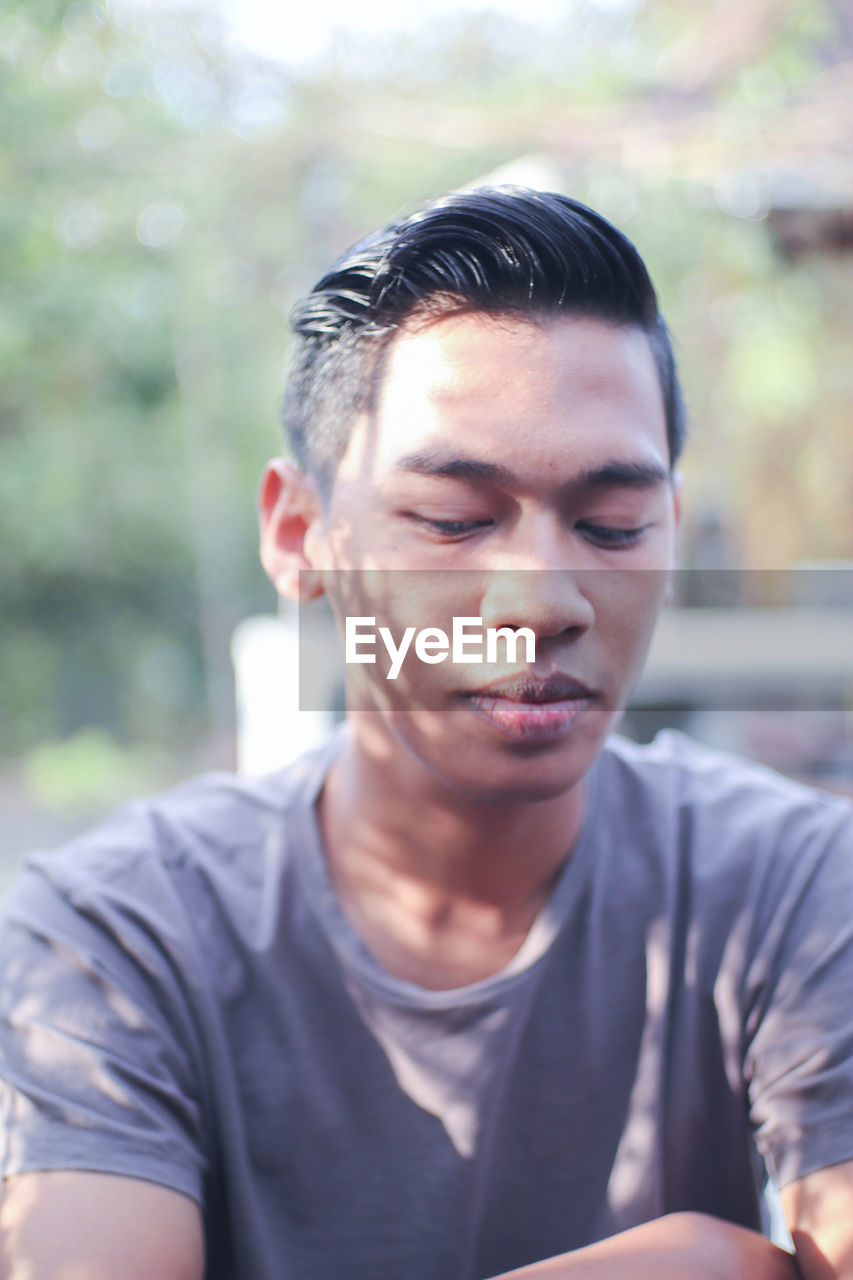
[336,311,669,485]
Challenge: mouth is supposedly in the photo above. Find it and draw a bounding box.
[462,673,598,742]
[467,673,595,703]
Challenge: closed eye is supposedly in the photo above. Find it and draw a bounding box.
[576,521,647,549]
[411,516,493,539]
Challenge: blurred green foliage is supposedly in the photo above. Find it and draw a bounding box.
[22,724,170,811]
[2,0,851,775]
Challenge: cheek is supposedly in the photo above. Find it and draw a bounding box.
[330,573,464,711]
[588,570,668,659]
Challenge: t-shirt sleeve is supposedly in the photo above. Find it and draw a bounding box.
[742,798,853,1188]
[0,853,209,1204]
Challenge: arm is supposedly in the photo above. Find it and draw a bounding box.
[0,1170,204,1280]
[0,863,209,1279]
[486,1213,798,1280]
[782,1158,853,1279]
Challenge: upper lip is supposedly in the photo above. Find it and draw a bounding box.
[465,673,596,703]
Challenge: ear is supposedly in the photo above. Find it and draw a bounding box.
[662,468,684,607]
[258,458,325,601]
[671,468,684,530]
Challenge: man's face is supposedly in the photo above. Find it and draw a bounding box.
[305,311,679,802]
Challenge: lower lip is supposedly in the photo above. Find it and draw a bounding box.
[465,694,593,743]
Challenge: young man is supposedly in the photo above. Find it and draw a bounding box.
[2,187,853,1280]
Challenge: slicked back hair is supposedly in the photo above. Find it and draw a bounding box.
[283,186,685,492]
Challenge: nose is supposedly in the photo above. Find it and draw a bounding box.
[477,516,595,641]
[478,570,595,641]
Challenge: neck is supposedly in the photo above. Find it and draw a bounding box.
[316,717,589,988]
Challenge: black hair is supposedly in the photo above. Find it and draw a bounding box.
[283,186,685,489]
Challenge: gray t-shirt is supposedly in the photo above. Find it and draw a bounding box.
[2,730,853,1279]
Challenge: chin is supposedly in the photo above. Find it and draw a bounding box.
[386,708,609,807]
[443,752,597,805]
[443,772,587,806]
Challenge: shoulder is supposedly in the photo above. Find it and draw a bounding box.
[1,734,342,957]
[600,728,851,823]
[595,730,853,883]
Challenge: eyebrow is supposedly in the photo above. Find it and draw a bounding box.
[394,451,670,492]
[573,459,671,490]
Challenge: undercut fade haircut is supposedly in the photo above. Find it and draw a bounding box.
[283,186,686,492]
